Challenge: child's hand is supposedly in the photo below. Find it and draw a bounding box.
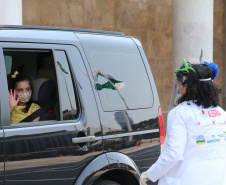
[9,89,20,112]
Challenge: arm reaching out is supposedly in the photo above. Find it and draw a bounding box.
[146,107,188,182]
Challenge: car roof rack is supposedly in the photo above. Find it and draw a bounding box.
[0,25,124,35]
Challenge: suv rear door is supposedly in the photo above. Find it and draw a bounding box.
[0,42,102,185]
[77,33,161,181]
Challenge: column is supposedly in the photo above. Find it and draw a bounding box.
[173,0,213,70]
[0,0,22,25]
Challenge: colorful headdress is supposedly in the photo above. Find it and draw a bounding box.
[176,58,195,73]
[11,71,19,78]
[204,62,218,80]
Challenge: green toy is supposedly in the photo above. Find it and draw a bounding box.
[176,58,195,73]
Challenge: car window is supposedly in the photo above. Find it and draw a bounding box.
[77,34,154,111]
[54,50,78,120]
[4,55,12,75]
[3,49,60,124]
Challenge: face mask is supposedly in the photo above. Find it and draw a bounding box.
[177,85,183,95]
[16,91,32,103]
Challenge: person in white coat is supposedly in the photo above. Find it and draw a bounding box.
[140,59,226,185]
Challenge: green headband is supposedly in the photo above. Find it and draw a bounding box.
[176,58,195,73]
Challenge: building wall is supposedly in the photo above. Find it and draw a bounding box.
[214,0,224,104]
[22,0,224,125]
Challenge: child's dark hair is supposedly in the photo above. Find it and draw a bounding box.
[10,73,33,113]
[176,64,221,108]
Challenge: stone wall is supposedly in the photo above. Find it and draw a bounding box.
[22,0,224,126]
[214,0,224,104]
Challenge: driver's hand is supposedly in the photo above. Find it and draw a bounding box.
[140,171,149,185]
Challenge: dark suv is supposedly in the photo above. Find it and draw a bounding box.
[0,25,164,185]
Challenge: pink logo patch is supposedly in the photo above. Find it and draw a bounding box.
[201,110,205,115]
[207,110,221,117]
[197,122,201,126]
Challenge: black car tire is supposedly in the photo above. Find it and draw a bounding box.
[94,180,120,185]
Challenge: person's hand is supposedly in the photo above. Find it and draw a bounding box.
[140,171,149,185]
[9,89,20,112]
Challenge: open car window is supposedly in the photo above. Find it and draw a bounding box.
[4,49,59,124]
[3,48,79,125]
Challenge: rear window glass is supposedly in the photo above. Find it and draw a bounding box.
[77,34,153,111]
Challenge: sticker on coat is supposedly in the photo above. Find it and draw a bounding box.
[196,134,226,146]
[196,133,225,159]
[206,135,220,144]
[218,131,226,141]
[199,107,221,118]
[196,107,225,126]
[196,135,206,146]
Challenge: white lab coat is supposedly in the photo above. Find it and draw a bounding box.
[147,101,226,185]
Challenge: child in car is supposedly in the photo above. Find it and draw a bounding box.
[9,71,40,124]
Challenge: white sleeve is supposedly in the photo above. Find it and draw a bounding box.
[146,107,188,182]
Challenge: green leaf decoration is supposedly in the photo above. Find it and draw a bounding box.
[176,58,195,73]
[57,61,68,74]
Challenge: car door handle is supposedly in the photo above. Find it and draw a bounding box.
[72,136,96,144]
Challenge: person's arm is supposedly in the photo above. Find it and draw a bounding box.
[146,107,188,182]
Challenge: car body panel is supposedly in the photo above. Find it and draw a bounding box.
[0,42,102,185]
[0,131,4,185]
[0,27,162,185]
[76,33,161,185]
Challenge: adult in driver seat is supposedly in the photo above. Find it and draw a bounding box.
[9,71,40,124]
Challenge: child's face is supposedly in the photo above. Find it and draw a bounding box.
[15,80,32,103]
